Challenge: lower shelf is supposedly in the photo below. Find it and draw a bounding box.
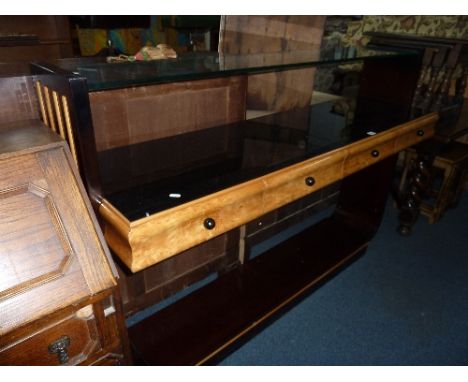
[128,214,369,365]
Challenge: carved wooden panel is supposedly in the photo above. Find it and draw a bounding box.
[0,123,129,365]
[0,183,74,301]
[0,127,117,335]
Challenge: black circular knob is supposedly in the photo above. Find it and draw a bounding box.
[417,130,425,137]
[371,149,380,158]
[203,217,216,230]
[305,176,315,186]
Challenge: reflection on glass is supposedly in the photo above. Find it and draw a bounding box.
[52,47,416,91]
[101,97,408,221]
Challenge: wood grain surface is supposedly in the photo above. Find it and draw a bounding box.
[99,113,438,272]
[0,141,115,335]
[219,16,325,111]
[89,76,247,151]
[0,76,39,125]
[0,125,130,365]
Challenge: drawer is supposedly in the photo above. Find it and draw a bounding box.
[0,305,101,365]
[89,352,124,366]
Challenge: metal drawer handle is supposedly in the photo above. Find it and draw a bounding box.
[48,335,71,365]
[417,130,425,137]
[203,217,216,230]
[371,149,380,158]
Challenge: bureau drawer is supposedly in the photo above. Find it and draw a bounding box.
[89,352,124,366]
[0,306,100,365]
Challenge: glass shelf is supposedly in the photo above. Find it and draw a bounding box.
[101,99,410,221]
[52,47,417,91]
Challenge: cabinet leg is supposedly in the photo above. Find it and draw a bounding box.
[335,155,398,240]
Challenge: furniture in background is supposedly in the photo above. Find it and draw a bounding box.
[0,114,130,365]
[161,16,220,52]
[219,16,325,114]
[0,16,72,63]
[70,16,152,57]
[31,16,330,318]
[365,32,468,235]
[399,142,468,224]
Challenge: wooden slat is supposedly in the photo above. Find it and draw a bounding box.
[35,81,49,126]
[43,86,57,133]
[52,91,66,139]
[61,95,79,165]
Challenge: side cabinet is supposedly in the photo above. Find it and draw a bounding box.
[0,123,130,365]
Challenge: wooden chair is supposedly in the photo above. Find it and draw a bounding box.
[399,141,468,223]
[403,42,468,224]
[366,33,468,232]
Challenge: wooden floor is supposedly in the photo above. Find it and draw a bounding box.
[128,214,369,365]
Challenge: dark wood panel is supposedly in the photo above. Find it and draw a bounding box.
[128,152,401,365]
[355,54,422,127]
[0,16,69,41]
[117,230,240,316]
[245,187,339,255]
[0,76,39,125]
[0,45,70,62]
[219,16,325,111]
[128,215,368,365]
[0,62,32,76]
[89,76,247,151]
[219,16,325,54]
[0,16,72,62]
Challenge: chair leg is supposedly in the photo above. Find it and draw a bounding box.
[429,164,457,223]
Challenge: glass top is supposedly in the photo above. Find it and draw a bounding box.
[100,98,411,221]
[57,47,416,91]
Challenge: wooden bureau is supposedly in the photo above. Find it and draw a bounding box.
[0,123,130,365]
